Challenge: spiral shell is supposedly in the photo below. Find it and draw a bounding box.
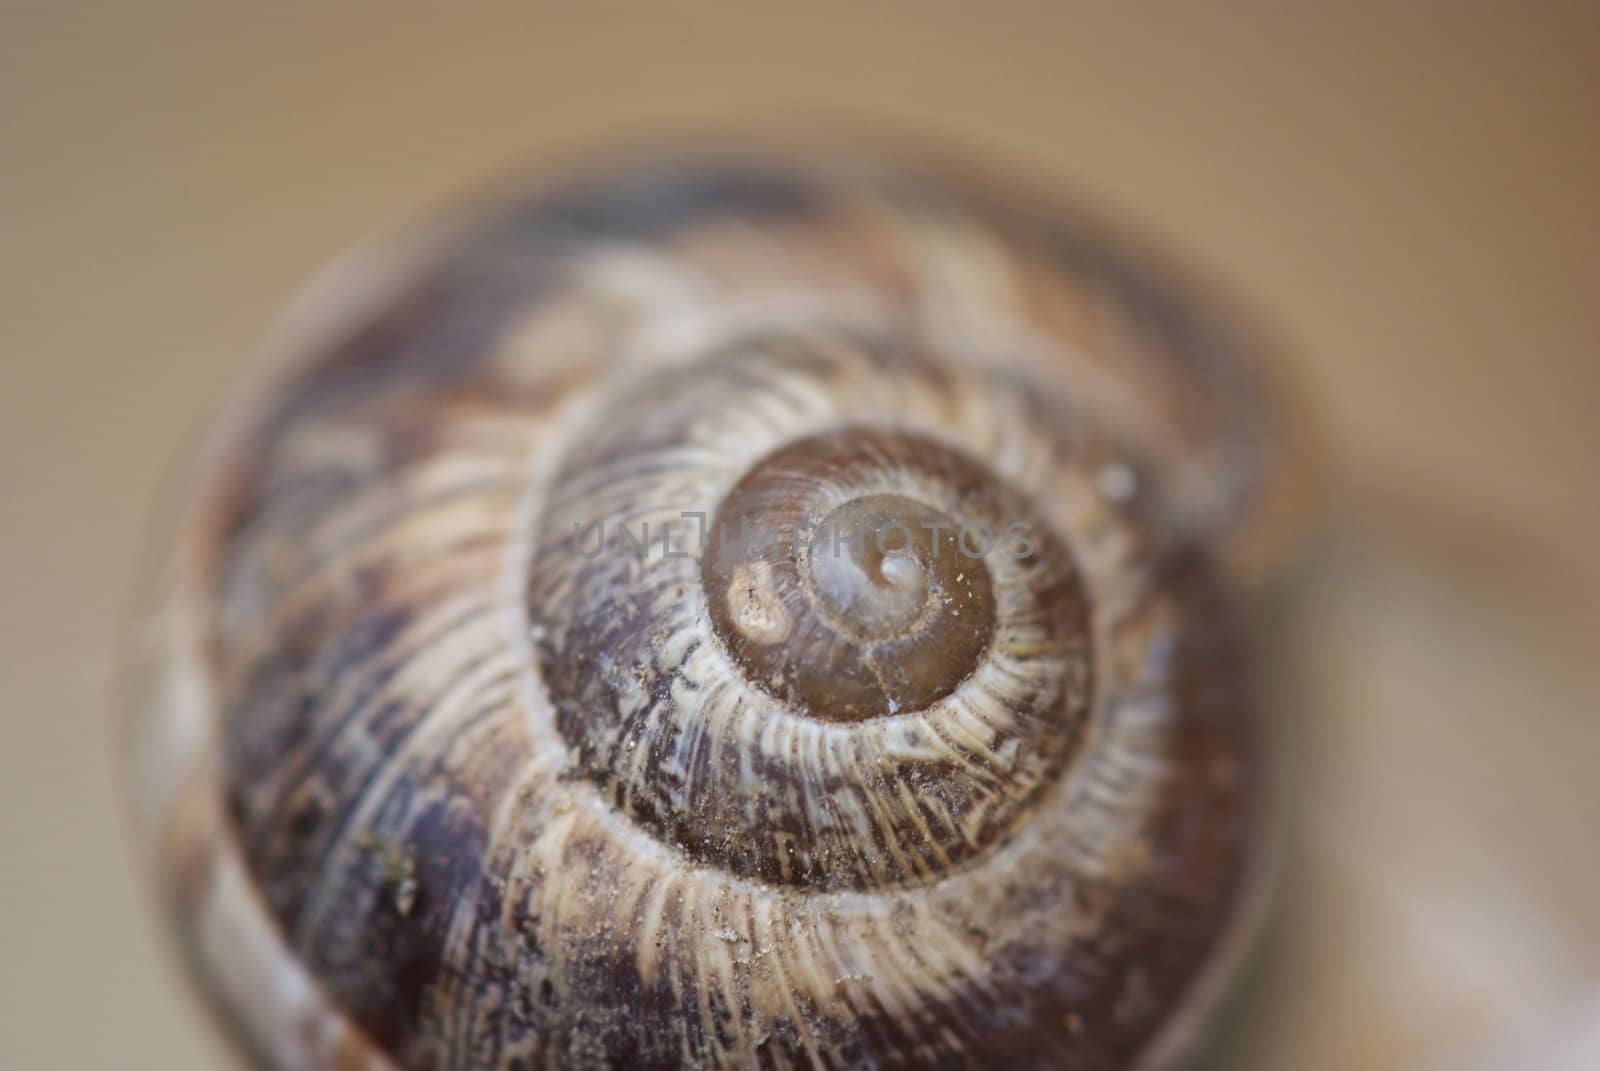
[129,143,1304,1070]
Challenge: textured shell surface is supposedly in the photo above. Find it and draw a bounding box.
[127,142,1304,1071]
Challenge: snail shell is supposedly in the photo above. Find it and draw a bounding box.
[127,142,1306,1070]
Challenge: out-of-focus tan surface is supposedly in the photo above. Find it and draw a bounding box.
[2,5,1596,1069]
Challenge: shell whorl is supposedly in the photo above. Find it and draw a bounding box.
[528,336,1102,895]
[133,145,1294,1071]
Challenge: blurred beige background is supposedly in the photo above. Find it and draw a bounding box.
[2,4,1596,1069]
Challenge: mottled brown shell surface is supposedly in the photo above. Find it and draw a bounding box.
[129,145,1302,1070]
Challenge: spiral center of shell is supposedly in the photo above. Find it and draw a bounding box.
[521,339,1095,890]
[702,452,1000,722]
[806,494,945,641]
